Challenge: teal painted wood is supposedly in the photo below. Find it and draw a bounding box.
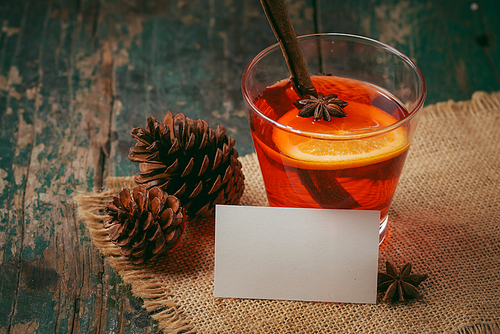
[317,0,500,105]
[0,0,499,333]
[110,0,316,179]
[0,0,314,332]
[0,0,160,332]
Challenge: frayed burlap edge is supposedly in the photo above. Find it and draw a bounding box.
[74,177,196,334]
[455,323,500,334]
[424,91,500,119]
[74,91,500,334]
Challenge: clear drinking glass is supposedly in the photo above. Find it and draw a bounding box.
[242,33,426,243]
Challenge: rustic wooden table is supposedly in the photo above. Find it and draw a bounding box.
[0,0,499,332]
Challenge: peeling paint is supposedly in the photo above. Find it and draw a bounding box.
[75,51,100,80]
[22,236,51,262]
[49,101,60,114]
[8,66,23,86]
[113,99,123,116]
[114,48,129,67]
[14,166,26,187]
[222,101,232,120]
[29,143,45,169]
[122,14,143,49]
[25,86,40,100]
[0,67,23,100]
[374,1,414,46]
[234,109,246,118]
[8,319,39,333]
[287,0,312,23]
[455,59,468,93]
[9,88,22,100]
[360,16,372,37]
[181,14,200,26]
[0,75,6,91]
[211,110,221,118]
[1,21,21,37]
[0,169,8,195]
[15,109,33,150]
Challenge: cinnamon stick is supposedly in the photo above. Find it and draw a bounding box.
[260,0,360,209]
[297,169,361,209]
[260,0,317,98]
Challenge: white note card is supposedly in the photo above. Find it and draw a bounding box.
[214,205,380,304]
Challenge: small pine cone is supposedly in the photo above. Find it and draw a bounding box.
[128,112,245,219]
[104,185,186,264]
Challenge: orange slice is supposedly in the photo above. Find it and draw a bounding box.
[272,102,409,170]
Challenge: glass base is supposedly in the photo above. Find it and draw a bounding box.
[379,215,389,245]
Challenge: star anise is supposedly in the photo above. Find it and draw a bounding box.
[294,93,348,121]
[378,261,428,302]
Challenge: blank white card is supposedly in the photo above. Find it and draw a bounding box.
[214,205,380,304]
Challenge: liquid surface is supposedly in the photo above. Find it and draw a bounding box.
[250,75,410,219]
[272,102,407,169]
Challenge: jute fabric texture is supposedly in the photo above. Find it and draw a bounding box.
[75,91,500,333]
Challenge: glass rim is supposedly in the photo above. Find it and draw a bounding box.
[241,33,427,140]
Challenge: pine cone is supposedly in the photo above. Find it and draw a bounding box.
[104,185,186,264]
[128,112,245,219]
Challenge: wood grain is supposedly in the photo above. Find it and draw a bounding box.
[0,0,498,333]
[0,0,159,332]
[317,0,500,105]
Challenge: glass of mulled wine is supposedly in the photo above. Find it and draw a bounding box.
[242,33,426,243]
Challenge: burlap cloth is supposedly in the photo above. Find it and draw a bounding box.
[75,92,500,333]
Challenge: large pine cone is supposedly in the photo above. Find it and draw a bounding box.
[128,112,245,219]
[104,186,186,264]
